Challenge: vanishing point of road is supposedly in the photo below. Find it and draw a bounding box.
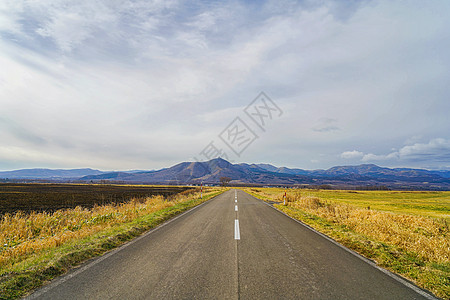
[27,190,437,299]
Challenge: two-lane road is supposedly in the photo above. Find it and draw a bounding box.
[28,190,436,299]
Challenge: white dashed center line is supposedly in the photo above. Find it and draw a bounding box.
[234,219,240,240]
[234,191,240,240]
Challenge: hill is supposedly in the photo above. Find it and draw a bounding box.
[2,159,449,189]
[80,158,450,190]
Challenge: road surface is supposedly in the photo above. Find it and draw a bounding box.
[27,190,436,299]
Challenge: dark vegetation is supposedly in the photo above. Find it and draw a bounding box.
[220,176,231,186]
[0,183,192,214]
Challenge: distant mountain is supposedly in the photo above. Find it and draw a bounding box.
[79,159,450,190]
[2,160,449,190]
[254,163,279,172]
[81,158,307,185]
[122,170,154,174]
[256,164,310,175]
[429,170,450,178]
[0,168,104,179]
[310,164,448,182]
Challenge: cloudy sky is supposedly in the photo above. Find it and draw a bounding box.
[1,0,449,171]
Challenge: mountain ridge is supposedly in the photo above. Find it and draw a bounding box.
[79,158,450,190]
[2,159,449,190]
[0,168,104,179]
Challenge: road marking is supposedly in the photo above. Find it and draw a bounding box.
[234,219,240,240]
[235,205,238,211]
[235,199,237,203]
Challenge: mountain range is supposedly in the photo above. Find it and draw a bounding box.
[2,158,449,190]
[0,168,147,179]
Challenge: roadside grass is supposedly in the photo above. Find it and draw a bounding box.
[0,188,225,300]
[244,188,450,219]
[244,188,449,299]
[299,189,450,219]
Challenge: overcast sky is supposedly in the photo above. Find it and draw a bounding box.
[1,0,449,171]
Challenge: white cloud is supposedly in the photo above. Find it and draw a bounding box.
[350,138,450,169]
[341,150,364,159]
[398,138,450,158]
[0,0,449,170]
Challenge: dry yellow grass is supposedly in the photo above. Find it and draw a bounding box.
[243,187,449,298]
[0,189,210,272]
[279,192,449,264]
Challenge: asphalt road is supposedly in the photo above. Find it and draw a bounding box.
[27,190,436,299]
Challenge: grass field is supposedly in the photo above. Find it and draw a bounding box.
[0,183,191,214]
[298,189,450,219]
[245,188,450,219]
[0,185,225,299]
[244,188,450,299]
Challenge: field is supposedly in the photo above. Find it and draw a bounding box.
[300,189,450,219]
[244,188,450,299]
[246,188,450,219]
[0,184,225,299]
[0,183,192,214]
